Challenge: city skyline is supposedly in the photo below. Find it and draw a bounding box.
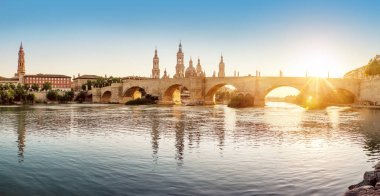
[1,0,380,78]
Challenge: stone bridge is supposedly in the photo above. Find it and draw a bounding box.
[91,76,362,106]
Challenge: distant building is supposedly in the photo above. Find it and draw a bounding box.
[185,58,197,78]
[218,55,225,77]
[174,41,185,78]
[72,74,102,90]
[151,48,160,79]
[0,43,72,90]
[24,74,71,90]
[344,55,380,79]
[0,76,19,84]
[344,67,366,79]
[0,43,26,84]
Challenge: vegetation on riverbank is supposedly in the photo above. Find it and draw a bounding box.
[46,90,75,103]
[227,95,254,108]
[125,94,158,105]
[365,58,380,76]
[0,83,35,104]
[81,76,122,91]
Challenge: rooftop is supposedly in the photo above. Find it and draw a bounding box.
[25,74,71,78]
[73,75,102,80]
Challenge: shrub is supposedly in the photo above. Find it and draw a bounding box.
[227,95,254,108]
[75,91,87,103]
[46,90,58,101]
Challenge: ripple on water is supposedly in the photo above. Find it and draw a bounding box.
[0,103,379,195]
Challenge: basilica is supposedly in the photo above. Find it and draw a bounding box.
[151,42,226,79]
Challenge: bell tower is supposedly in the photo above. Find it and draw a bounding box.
[174,41,185,78]
[17,42,26,82]
[151,48,160,79]
[218,54,225,77]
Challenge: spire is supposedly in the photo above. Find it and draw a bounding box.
[189,57,193,67]
[220,53,224,62]
[178,40,182,52]
[154,47,158,58]
[20,42,23,49]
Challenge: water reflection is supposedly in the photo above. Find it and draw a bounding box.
[151,110,160,166]
[2,104,380,195]
[16,112,26,163]
[358,109,380,161]
[173,107,185,166]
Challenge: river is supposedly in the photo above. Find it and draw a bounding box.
[0,102,380,195]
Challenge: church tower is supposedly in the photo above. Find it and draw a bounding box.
[218,54,225,77]
[151,48,160,79]
[196,57,203,77]
[17,42,26,82]
[174,41,185,78]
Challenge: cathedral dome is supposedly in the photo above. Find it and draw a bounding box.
[185,58,197,78]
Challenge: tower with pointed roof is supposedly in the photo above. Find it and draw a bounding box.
[218,54,225,77]
[16,42,26,82]
[185,57,196,78]
[162,68,169,79]
[174,41,185,78]
[151,48,160,79]
[196,57,203,77]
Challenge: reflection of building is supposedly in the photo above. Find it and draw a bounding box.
[16,112,26,163]
[72,74,102,90]
[151,113,160,163]
[173,110,185,166]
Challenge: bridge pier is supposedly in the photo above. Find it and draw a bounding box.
[254,96,265,107]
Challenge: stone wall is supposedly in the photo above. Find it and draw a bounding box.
[359,77,380,105]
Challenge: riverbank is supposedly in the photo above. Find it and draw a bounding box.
[345,162,380,195]
[352,104,380,109]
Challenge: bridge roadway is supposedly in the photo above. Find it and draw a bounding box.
[91,76,362,106]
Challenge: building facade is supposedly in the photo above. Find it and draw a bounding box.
[174,42,185,78]
[218,55,225,77]
[151,48,160,79]
[72,74,102,90]
[24,74,71,90]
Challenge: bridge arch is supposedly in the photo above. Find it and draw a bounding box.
[263,85,302,98]
[263,86,302,105]
[124,86,146,100]
[205,83,238,105]
[101,91,112,103]
[163,84,190,105]
[324,88,356,104]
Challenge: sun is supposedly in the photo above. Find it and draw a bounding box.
[290,40,345,78]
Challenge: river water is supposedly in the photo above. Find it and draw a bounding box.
[0,102,380,195]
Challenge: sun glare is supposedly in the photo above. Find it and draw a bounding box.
[291,40,344,78]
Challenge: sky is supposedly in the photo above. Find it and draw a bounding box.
[1,0,380,78]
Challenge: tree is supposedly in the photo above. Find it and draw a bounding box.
[31,84,39,91]
[365,60,380,76]
[75,91,87,103]
[42,82,52,91]
[26,93,35,104]
[46,90,58,101]
[14,84,27,102]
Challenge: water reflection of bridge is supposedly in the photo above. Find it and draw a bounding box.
[8,105,380,166]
